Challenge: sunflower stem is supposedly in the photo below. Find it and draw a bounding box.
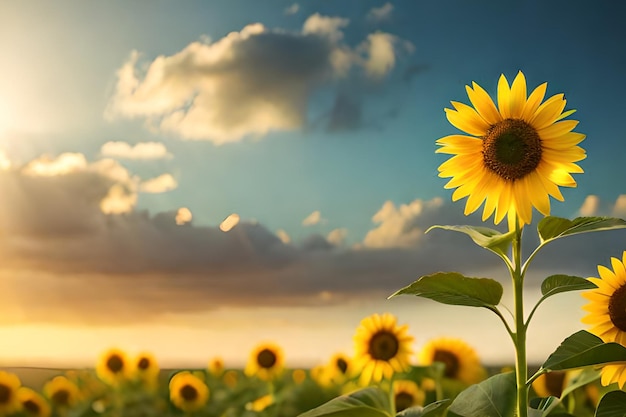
[512,221,529,417]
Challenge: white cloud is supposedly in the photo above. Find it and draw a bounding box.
[139,173,178,193]
[302,210,324,226]
[362,32,398,79]
[327,228,347,246]
[284,3,299,15]
[23,153,88,177]
[220,213,241,232]
[363,197,444,248]
[276,229,291,244]
[101,183,137,214]
[367,3,394,22]
[579,195,599,216]
[175,207,193,225]
[302,13,349,43]
[613,195,626,217]
[100,141,171,160]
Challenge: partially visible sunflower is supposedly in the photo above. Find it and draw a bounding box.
[292,369,307,385]
[418,337,487,385]
[208,357,224,377]
[169,371,209,412]
[17,387,51,417]
[43,376,80,409]
[246,394,274,412]
[0,370,21,415]
[436,71,585,229]
[96,348,131,386]
[582,251,626,387]
[244,342,285,381]
[531,371,569,398]
[317,353,351,387]
[134,352,160,387]
[393,380,425,412]
[352,313,414,385]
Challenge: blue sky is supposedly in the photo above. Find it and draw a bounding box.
[1,1,626,368]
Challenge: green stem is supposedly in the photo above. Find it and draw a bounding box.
[512,221,528,417]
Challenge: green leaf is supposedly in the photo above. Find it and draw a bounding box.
[537,216,626,245]
[559,367,600,399]
[396,400,450,417]
[389,272,503,308]
[540,275,597,297]
[297,387,393,417]
[528,396,560,417]
[542,331,626,371]
[426,225,514,258]
[594,390,626,417]
[447,372,516,417]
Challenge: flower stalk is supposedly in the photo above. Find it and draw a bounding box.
[511,222,528,417]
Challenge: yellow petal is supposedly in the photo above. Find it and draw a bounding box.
[521,82,547,122]
[509,71,527,119]
[466,82,501,125]
[512,180,532,225]
[537,120,579,140]
[530,93,567,130]
[447,102,491,135]
[541,132,586,150]
[524,172,551,216]
[494,182,512,224]
[497,74,511,119]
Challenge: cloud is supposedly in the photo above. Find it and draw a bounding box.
[367,3,394,22]
[284,3,299,15]
[302,210,324,226]
[276,229,291,244]
[579,195,599,216]
[175,207,192,225]
[100,141,171,160]
[363,198,444,248]
[139,173,178,193]
[576,194,626,218]
[327,228,348,246]
[327,92,361,132]
[613,195,626,217]
[220,213,241,232]
[106,17,413,142]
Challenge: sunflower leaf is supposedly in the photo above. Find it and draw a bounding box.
[537,216,626,245]
[541,330,626,371]
[389,272,503,308]
[540,275,597,297]
[426,225,514,259]
[594,390,626,417]
[447,372,516,417]
[395,400,450,417]
[297,387,393,417]
[559,366,600,400]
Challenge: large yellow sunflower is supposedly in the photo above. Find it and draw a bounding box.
[436,71,585,229]
[418,337,487,385]
[0,370,21,415]
[169,371,209,412]
[244,342,285,381]
[96,348,131,386]
[352,313,414,385]
[581,251,626,388]
[393,380,425,412]
[17,387,51,417]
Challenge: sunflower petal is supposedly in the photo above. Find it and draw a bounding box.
[530,93,567,130]
[509,71,527,118]
[466,82,501,125]
[521,82,547,122]
[497,74,511,119]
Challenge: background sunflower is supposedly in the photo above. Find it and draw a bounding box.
[418,337,486,385]
[168,371,209,412]
[244,342,285,381]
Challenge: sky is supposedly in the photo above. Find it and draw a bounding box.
[1,0,626,369]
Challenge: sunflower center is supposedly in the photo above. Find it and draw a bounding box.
[138,358,150,370]
[0,384,10,403]
[106,354,124,373]
[51,389,70,406]
[368,331,399,361]
[257,349,277,369]
[433,349,460,378]
[544,372,566,397]
[394,392,414,412]
[608,285,626,332]
[23,399,41,414]
[482,118,542,181]
[336,358,348,374]
[180,384,198,402]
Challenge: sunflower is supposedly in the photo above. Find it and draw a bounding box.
[17,387,51,417]
[436,71,585,229]
[246,394,274,412]
[208,357,224,377]
[393,380,425,412]
[581,251,626,387]
[352,313,414,385]
[0,370,21,415]
[531,371,569,398]
[169,371,209,412]
[418,337,486,385]
[43,376,80,408]
[244,342,285,381]
[134,352,160,387]
[96,348,131,385]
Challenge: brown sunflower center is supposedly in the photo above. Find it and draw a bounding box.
[368,331,399,361]
[106,354,124,373]
[138,357,150,370]
[543,372,566,397]
[257,349,277,369]
[394,392,414,412]
[51,389,70,406]
[180,384,198,402]
[433,349,460,378]
[23,399,41,414]
[336,358,348,374]
[608,285,626,332]
[482,118,542,181]
[0,384,11,403]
